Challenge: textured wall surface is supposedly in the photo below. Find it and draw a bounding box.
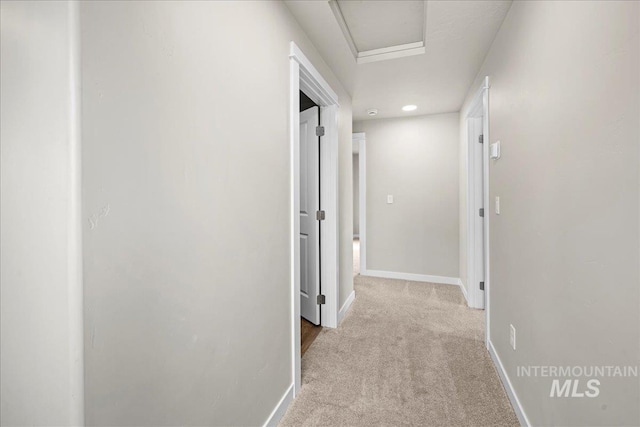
[81,1,352,425]
[354,113,459,278]
[459,1,639,425]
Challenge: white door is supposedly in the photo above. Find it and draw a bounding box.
[300,106,321,325]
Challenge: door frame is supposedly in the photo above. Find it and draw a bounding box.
[289,42,340,396]
[465,76,490,343]
[352,132,366,274]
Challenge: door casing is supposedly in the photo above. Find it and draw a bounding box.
[289,42,340,396]
[465,76,491,345]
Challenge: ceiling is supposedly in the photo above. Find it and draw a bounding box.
[285,0,512,121]
[337,0,425,52]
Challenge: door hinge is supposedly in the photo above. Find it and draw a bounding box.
[479,208,484,217]
[317,294,326,305]
[479,281,485,290]
[316,126,325,137]
[479,134,484,144]
[316,210,325,221]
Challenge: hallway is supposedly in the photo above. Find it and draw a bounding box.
[280,276,518,426]
[2,1,638,426]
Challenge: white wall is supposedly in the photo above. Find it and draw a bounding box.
[460,1,639,425]
[0,1,83,425]
[354,113,459,278]
[353,154,359,236]
[80,1,352,425]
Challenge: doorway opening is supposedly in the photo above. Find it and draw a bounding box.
[465,76,490,342]
[352,132,366,277]
[299,90,323,354]
[289,41,340,396]
[352,151,359,276]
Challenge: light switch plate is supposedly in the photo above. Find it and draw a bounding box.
[387,195,393,204]
[490,141,501,159]
[510,324,516,350]
[495,196,500,215]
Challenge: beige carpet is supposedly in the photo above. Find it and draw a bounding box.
[280,275,518,427]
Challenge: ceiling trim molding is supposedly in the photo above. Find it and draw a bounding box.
[328,0,427,64]
[327,0,358,58]
[357,41,425,64]
[422,0,429,49]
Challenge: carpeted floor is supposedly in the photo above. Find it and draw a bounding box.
[280,274,518,426]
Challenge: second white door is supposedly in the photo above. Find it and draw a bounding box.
[300,106,321,325]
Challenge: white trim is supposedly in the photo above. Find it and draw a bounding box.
[357,42,425,64]
[289,50,302,396]
[464,77,489,310]
[68,1,84,424]
[458,278,470,306]
[362,269,460,286]
[262,383,294,427]
[482,77,491,346]
[337,290,355,325]
[290,43,339,107]
[357,41,424,58]
[327,0,358,58]
[488,341,530,427]
[422,0,429,48]
[463,77,491,351]
[319,104,340,329]
[289,42,340,397]
[352,132,366,142]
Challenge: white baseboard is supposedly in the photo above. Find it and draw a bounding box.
[458,278,470,305]
[361,269,460,286]
[338,290,355,325]
[487,340,530,427]
[263,383,294,427]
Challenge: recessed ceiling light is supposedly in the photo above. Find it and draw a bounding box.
[366,108,378,116]
[402,105,417,112]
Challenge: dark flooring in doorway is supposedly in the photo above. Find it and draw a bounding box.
[301,318,322,356]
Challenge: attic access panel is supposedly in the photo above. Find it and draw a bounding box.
[330,0,426,64]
